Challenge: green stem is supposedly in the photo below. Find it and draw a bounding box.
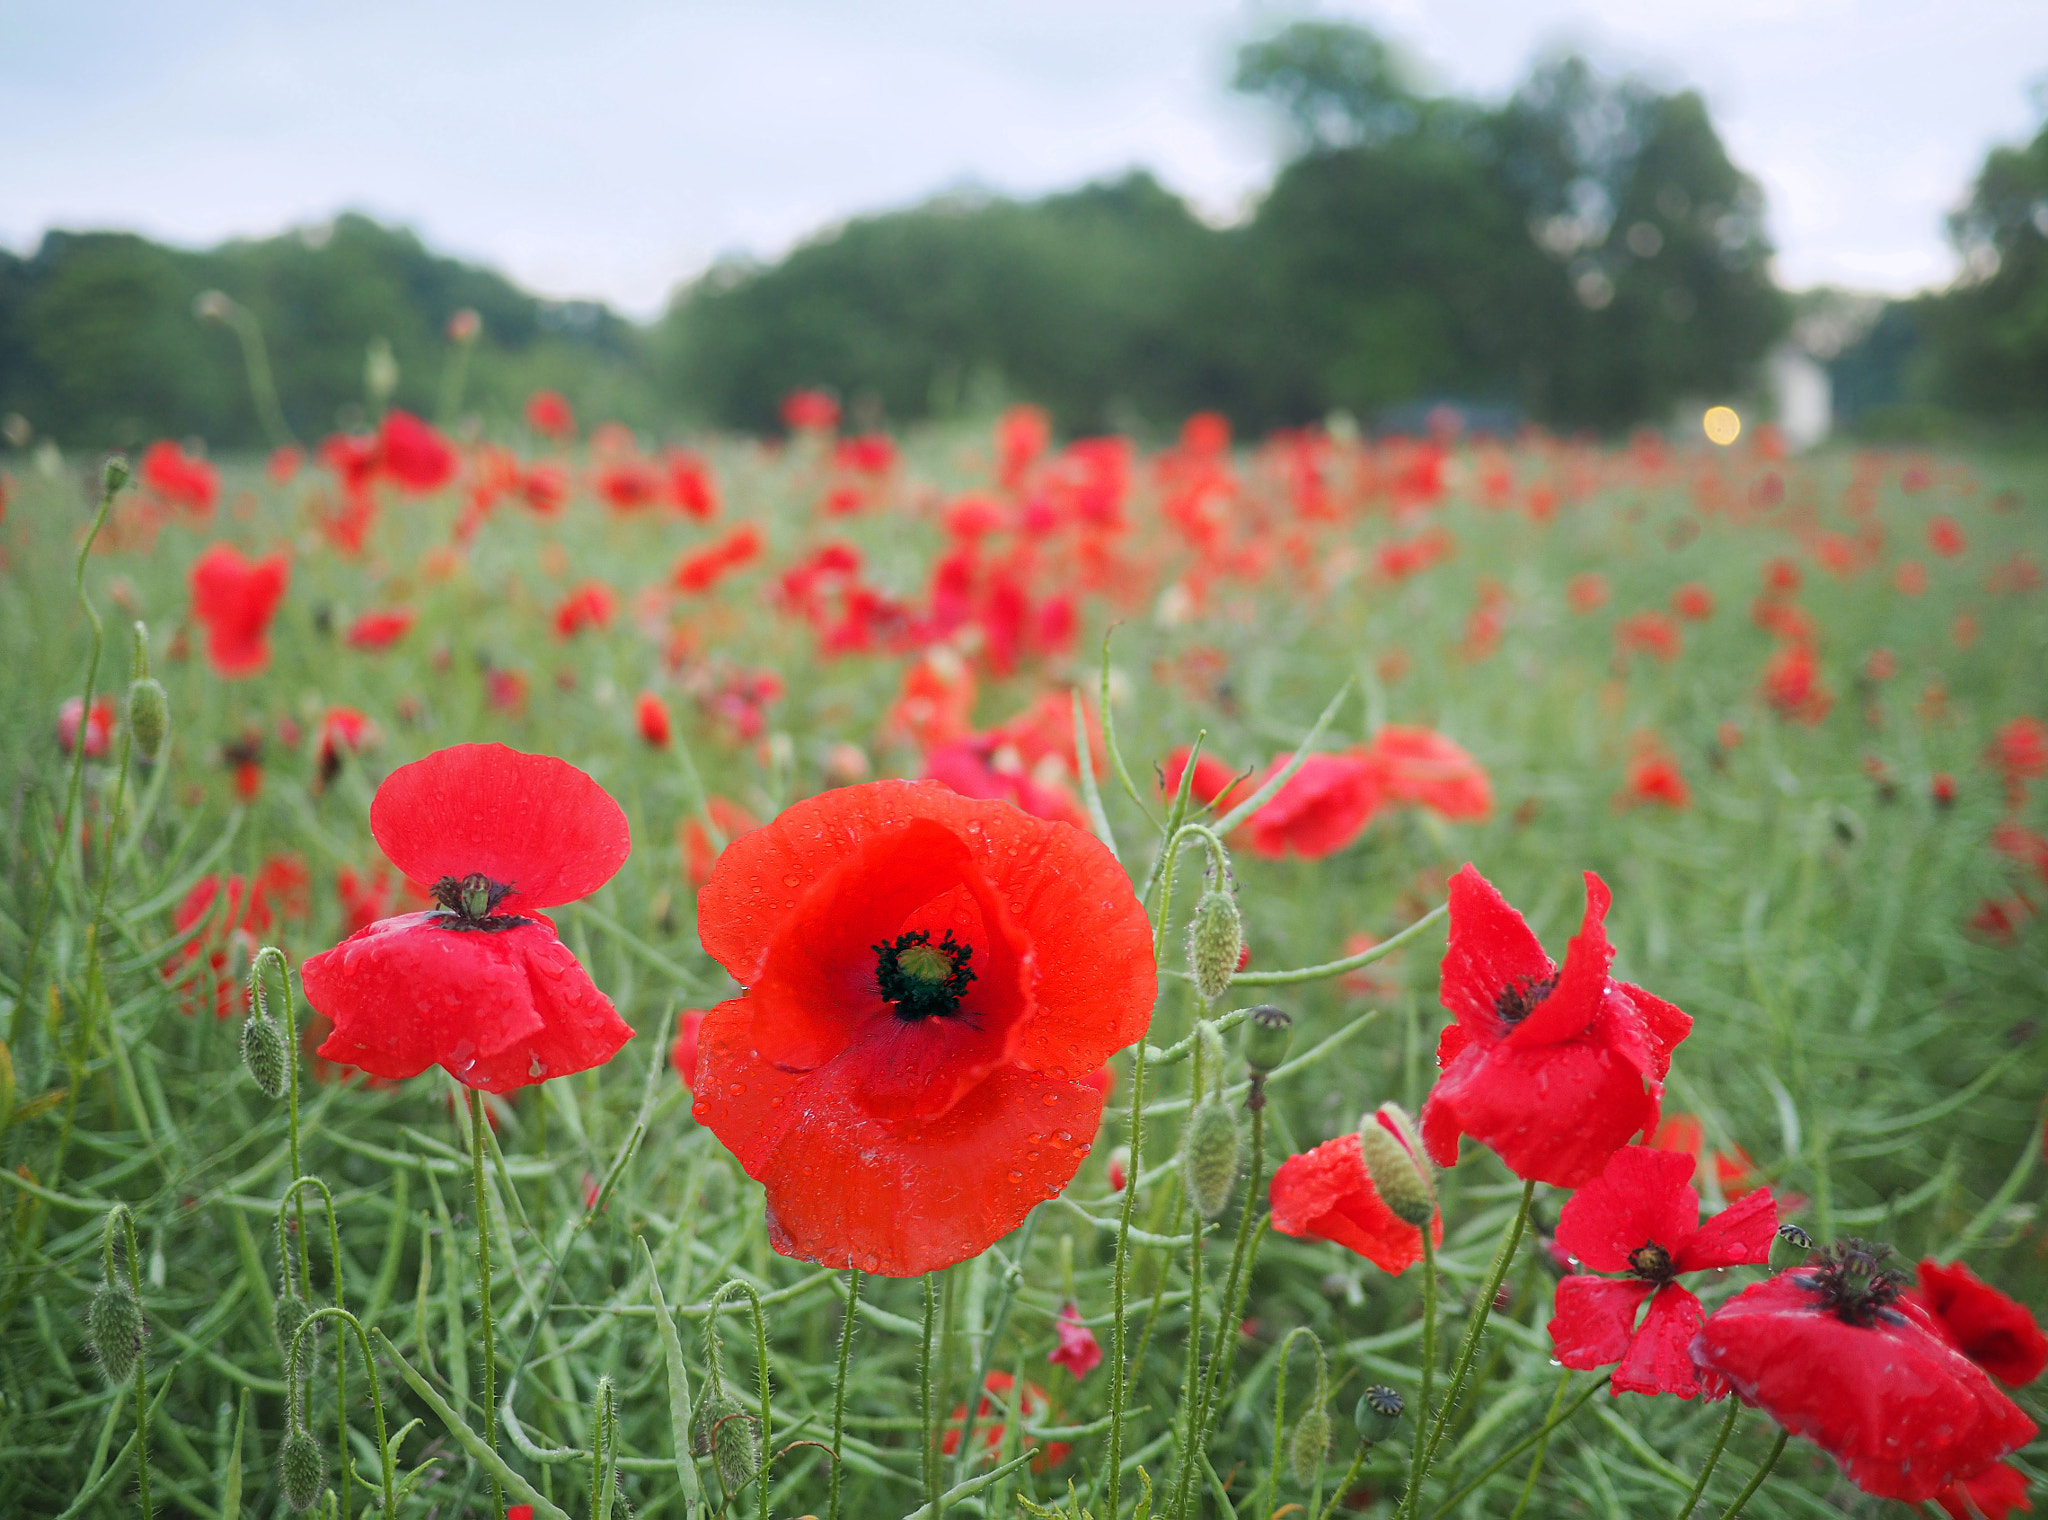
[1715,1427,1789,1520]
[921,1271,939,1515]
[1403,1219,1439,1520]
[1675,1398,1743,1520]
[1106,1029,1149,1518]
[291,1308,395,1518]
[1403,1179,1533,1520]
[1171,1200,1204,1519]
[120,1209,153,1520]
[1264,1329,1317,1520]
[707,1280,775,1520]
[469,1087,502,1520]
[828,1266,862,1520]
[1317,1442,1371,1520]
[1426,1373,1609,1520]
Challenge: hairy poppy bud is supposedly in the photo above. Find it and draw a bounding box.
[1194,1018,1227,1090]
[1354,1385,1403,1445]
[128,678,168,762]
[87,1281,143,1383]
[278,1426,324,1512]
[1771,1224,1816,1273]
[1182,1097,1243,1221]
[712,1404,762,1494]
[1288,1404,1330,1487]
[241,1011,289,1099]
[1359,1103,1436,1226]
[691,1388,743,1459]
[1187,888,1242,1005]
[275,1289,311,1356]
[101,454,130,496]
[1241,1005,1293,1075]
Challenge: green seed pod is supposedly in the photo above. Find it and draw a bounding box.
[1181,1097,1242,1221]
[1771,1224,1816,1272]
[1288,1404,1330,1487]
[1241,1005,1293,1075]
[241,1012,289,1100]
[278,1426,324,1512]
[1354,1385,1403,1445]
[87,1281,143,1384]
[1186,888,1242,1005]
[101,454,130,496]
[712,1405,763,1494]
[128,678,168,762]
[1358,1104,1436,1227]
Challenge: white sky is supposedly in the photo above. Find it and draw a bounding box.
[4,0,2044,318]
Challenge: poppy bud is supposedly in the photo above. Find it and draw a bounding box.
[278,1426,324,1512]
[241,1011,289,1099]
[1194,1018,1227,1090]
[128,678,168,762]
[1771,1224,1815,1272]
[1288,1404,1330,1487]
[1182,1097,1243,1221]
[87,1281,143,1384]
[1241,1005,1293,1075]
[712,1405,762,1494]
[274,1289,311,1355]
[1187,888,1242,1006]
[101,454,130,496]
[691,1388,743,1459]
[1358,1103,1436,1227]
[1354,1385,1403,1445]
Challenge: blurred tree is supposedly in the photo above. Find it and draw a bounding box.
[1926,115,2048,416]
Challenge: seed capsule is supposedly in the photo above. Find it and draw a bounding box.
[1771,1224,1816,1273]
[87,1281,143,1384]
[1354,1385,1403,1444]
[1240,1005,1293,1075]
[278,1427,324,1512]
[1181,1097,1243,1221]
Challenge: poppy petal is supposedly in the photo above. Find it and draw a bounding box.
[1426,1034,1662,1188]
[370,744,631,913]
[1439,864,1553,1035]
[1678,1189,1779,1272]
[1549,1275,1655,1371]
[1269,1133,1436,1274]
[1508,872,1613,1046]
[1615,1285,1711,1399]
[1555,1146,1702,1274]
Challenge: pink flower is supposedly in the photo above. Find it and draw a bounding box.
[1047,1303,1103,1379]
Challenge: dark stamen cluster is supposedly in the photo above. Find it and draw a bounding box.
[1627,1242,1676,1283]
[1805,1237,1907,1326]
[430,872,531,933]
[874,929,976,1021]
[1495,972,1559,1025]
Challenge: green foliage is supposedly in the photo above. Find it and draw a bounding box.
[1929,114,2048,417]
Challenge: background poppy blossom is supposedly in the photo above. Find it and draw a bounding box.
[300,743,633,1091]
[190,542,289,678]
[691,778,1155,1276]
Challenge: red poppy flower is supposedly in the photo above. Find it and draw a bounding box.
[1908,1260,2048,1387]
[1691,1246,2037,1503]
[164,873,272,1018]
[1548,1146,1776,1398]
[669,1008,709,1091]
[1670,583,1715,621]
[691,780,1155,1276]
[1935,1461,2032,1520]
[1760,643,1833,726]
[553,581,616,639]
[345,608,415,650]
[141,439,219,517]
[636,691,672,748]
[58,696,116,759]
[1365,726,1492,820]
[941,1371,1070,1469]
[1421,866,1692,1188]
[680,797,760,888]
[673,524,763,594]
[190,543,289,678]
[665,450,719,519]
[781,389,840,433]
[300,745,634,1092]
[1989,718,2048,796]
[1047,1303,1103,1379]
[525,390,576,441]
[315,707,373,788]
[1568,572,1610,613]
[1619,735,1690,811]
[1239,750,1381,860]
[1160,746,1246,811]
[376,410,456,493]
[1269,1132,1440,1274]
[1929,515,1967,558]
[922,739,1089,831]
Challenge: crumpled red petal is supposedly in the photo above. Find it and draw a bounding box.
[1507,872,1612,1046]
[1550,1276,1655,1372]
[302,911,631,1093]
[1910,1259,2048,1388]
[1268,1133,1438,1274]
[1678,1188,1779,1272]
[1615,1284,1715,1399]
[1554,1145,1702,1274]
[1239,751,1381,860]
[1934,1461,2033,1520]
[370,744,631,913]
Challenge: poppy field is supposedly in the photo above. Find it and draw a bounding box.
[2,396,2046,1520]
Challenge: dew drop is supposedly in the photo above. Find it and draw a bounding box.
[784,874,800,886]
[1055,1129,1072,1143]
[1027,1150,1041,1161]
[728,1082,746,1096]
[1008,1169,1024,1182]
[1043,1093,1059,1106]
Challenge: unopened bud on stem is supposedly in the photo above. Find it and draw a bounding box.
[1359,1103,1436,1226]
[87,1280,143,1383]
[242,1008,289,1099]
[278,1426,324,1512]
[1181,1097,1242,1221]
[1187,887,1242,1005]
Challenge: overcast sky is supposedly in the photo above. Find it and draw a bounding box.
[6,0,2044,317]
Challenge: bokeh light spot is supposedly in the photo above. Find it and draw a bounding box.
[1702,406,1742,446]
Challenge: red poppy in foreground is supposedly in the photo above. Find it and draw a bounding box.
[1421,866,1691,1188]
[190,543,289,678]
[1691,1241,2036,1503]
[301,744,633,1092]
[1269,1131,1440,1274]
[1548,1145,1776,1398]
[691,779,1155,1276]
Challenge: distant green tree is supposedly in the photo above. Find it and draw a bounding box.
[1927,115,2048,416]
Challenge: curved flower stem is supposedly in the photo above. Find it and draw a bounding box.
[1317,1441,1372,1520]
[1263,1328,1318,1520]
[291,1308,395,1518]
[828,1266,862,1520]
[469,1086,503,1520]
[255,948,309,1294]
[921,1271,940,1515]
[278,1173,347,1517]
[1675,1398,1743,1520]
[1506,1370,1571,1520]
[1402,1179,1534,1520]
[707,1279,775,1520]
[1716,1427,1788,1519]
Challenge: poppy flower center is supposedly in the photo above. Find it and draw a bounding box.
[1627,1241,1676,1283]
[1806,1237,1907,1326]
[1495,972,1558,1025]
[873,929,976,1021]
[430,872,531,933]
